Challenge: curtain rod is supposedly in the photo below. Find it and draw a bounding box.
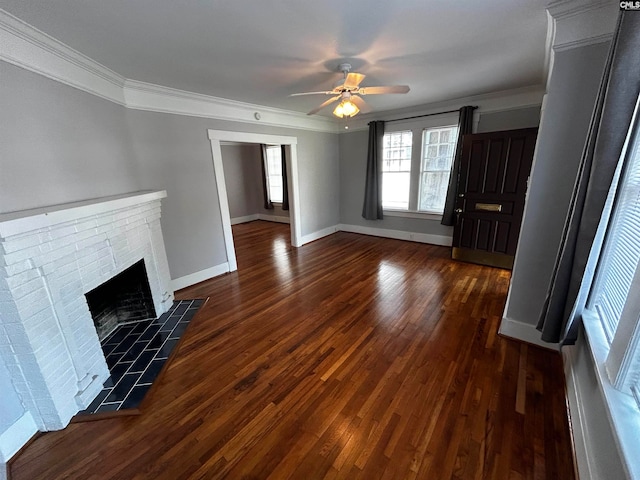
[382,106,478,124]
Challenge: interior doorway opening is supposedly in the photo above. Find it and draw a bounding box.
[208,130,301,272]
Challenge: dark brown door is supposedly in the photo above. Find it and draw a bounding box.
[452,128,537,269]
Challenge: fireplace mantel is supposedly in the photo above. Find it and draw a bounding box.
[0,190,174,431]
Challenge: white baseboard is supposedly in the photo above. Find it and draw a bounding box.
[338,223,453,247]
[230,214,259,225]
[170,263,230,291]
[257,214,290,224]
[230,214,291,225]
[300,225,339,245]
[498,317,558,350]
[0,411,38,467]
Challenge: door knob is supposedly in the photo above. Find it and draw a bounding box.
[455,208,463,213]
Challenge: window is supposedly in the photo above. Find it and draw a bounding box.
[382,131,412,210]
[589,136,640,343]
[585,95,640,402]
[381,125,458,214]
[265,145,283,203]
[419,126,458,213]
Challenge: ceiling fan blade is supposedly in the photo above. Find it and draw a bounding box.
[350,95,372,114]
[289,91,334,97]
[342,72,366,90]
[307,95,341,115]
[359,85,410,95]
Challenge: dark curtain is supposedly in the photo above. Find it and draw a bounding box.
[537,12,640,344]
[281,145,289,211]
[260,144,274,210]
[362,121,385,220]
[441,106,477,226]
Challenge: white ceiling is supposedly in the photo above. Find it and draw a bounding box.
[0,0,550,117]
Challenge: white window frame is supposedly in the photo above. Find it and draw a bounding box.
[585,94,640,397]
[381,112,461,218]
[579,93,640,479]
[419,126,459,214]
[264,145,283,204]
[381,131,413,211]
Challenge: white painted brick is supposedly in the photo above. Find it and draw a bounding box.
[94,213,114,227]
[35,243,76,266]
[0,259,34,278]
[71,231,97,247]
[3,267,40,291]
[0,193,171,431]
[0,233,46,254]
[74,218,98,232]
[1,302,26,321]
[1,244,43,266]
[59,281,83,303]
[13,290,50,321]
[48,223,77,240]
[27,324,62,353]
[1,226,49,243]
[4,362,26,382]
[44,363,76,390]
[40,255,78,277]
[2,323,29,344]
[19,308,56,335]
[0,343,15,358]
[33,344,70,375]
[4,276,45,301]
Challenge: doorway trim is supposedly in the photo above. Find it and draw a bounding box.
[207,130,301,272]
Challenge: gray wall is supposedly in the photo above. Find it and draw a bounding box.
[221,144,291,221]
[338,106,541,237]
[0,357,24,440]
[1,62,340,282]
[126,112,339,278]
[476,106,541,133]
[504,42,610,327]
[339,129,454,237]
[221,144,264,219]
[0,62,140,213]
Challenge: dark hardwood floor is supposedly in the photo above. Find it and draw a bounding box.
[9,221,575,479]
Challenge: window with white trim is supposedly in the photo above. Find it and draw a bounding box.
[381,124,458,214]
[585,97,640,404]
[265,146,283,203]
[382,131,412,210]
[419,126,458,213]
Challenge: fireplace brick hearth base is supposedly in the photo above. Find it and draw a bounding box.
[0,191,173,431]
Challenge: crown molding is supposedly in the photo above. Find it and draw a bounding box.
[342,85,545,132]
[546,0,618,52]
[123,80,337,133]
[0,9,126,104]
[0,8,338,133]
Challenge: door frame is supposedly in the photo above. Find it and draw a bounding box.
[207,130,301,272]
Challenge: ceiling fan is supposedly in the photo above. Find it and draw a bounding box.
[290,63,410,118]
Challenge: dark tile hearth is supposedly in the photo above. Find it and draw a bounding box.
[78,299,203,415]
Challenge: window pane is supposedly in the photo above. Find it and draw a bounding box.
[591,120,640,341]
[418,126,458,213]
[419,172,450,212]
[265,146,283,203]
[382,131,412,210]
[382,172,411,210]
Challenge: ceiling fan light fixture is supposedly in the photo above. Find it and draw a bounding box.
[333,99,359,118]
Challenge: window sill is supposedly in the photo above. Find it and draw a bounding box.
[581,310,640,479]
[383,209,443,221]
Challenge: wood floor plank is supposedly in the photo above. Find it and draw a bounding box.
[8,221,575,480]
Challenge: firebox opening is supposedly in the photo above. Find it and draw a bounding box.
[85,260,156,341]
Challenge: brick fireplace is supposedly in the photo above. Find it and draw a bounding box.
[0,191,173,431]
